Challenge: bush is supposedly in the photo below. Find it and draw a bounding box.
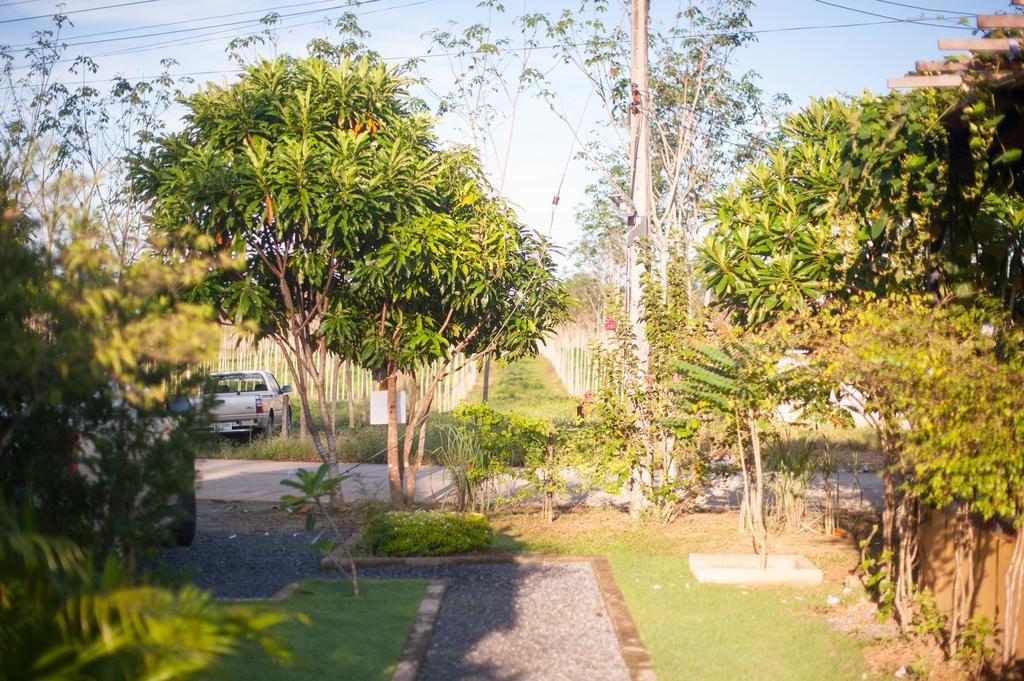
[359,512,493,557]
[452,403,549,466]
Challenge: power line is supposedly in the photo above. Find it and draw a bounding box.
[867,0,975,16]
[812,0,973,29]
[0,0,165,25]
[4,0,437,74]
[7,0,346,47]
[50,0,389,49]
[0,0,64,8]
[1,11,981,88]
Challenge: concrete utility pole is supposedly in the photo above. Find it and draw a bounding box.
[628,0,651,360]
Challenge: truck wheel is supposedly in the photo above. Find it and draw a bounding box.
[174,489,197,547]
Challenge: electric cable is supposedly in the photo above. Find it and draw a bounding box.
[0,0,165,25]
[867,0,975,16]
[811,0,973,30]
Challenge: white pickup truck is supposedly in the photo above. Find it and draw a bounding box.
[200,370,292,437]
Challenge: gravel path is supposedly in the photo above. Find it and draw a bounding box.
[148,501,346,598]
[361,563,631,681]
[151,503,631,680]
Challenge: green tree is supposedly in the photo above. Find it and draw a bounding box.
[700,98,861,325]
[338,152,567,508]
[803,294,1024,663]
[131,53,441,476]
[0,165,220,563]
[672,330,824,565]
[133,51,567,509]
[548,0,784,317]
[701,88,1024,325]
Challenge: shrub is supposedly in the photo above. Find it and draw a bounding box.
[359,512,493,557]
[452,403,549,466]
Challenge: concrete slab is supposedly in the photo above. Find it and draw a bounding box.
[196,458,885,511]
[688,553,823,587]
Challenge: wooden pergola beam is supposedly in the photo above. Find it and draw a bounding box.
[888,74,964,89]
[938,38,1019,52]
[916,60,970,73]
[977,14,1024,30]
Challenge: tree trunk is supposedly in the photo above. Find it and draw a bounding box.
[880,429,898,572]
[401,372,420,504]
[482,356,491,402]
[347,363,356,429]
[748,410,768,569]
[298,388,309,442]
[331,356,341,435]
[385,368,405,510]
[893,493,918,628]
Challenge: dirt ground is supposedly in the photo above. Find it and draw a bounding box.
[194,499,363,533]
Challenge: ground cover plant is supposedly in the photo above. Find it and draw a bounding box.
[360,511,493,557]
[195,579,428,681]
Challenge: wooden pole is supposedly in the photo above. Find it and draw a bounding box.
[628,0,651,362]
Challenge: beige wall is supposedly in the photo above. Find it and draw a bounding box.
[919,508,1023,657]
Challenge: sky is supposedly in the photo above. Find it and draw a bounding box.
[0,0,998,268]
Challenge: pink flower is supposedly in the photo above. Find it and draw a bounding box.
[583,391,594,403]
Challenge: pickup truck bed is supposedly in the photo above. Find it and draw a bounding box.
[199,370,292,437]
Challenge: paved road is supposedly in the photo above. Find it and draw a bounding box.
[196,459,884,510]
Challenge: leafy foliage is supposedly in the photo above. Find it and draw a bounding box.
[0,508,286,681]
[0,164,218,561]
[703,88,1024,326]
[700,98,864,324]
[279,463,360,596]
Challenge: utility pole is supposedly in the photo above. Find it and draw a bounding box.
[628,0,651,361]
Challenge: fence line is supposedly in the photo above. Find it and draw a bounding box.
[198,327,478,414]
[540,326,600,398]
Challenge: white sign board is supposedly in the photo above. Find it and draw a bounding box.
[369,390,406,425]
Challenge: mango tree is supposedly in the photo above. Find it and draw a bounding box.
[131,54,440,475]
[333,153,567,508]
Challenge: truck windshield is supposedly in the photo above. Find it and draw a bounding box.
[203,374,268,394]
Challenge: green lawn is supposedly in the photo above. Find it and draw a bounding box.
[469,355,577,420]
[493,513,876,681]
[198,579,427,681]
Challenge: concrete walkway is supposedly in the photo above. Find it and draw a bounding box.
[196,458,885,510]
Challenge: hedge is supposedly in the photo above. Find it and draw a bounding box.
[359,511,493,557]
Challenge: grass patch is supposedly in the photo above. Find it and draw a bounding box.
[199,412,460,463]
[197,579,427,681]
[200,355,575,462]
[469,355,577,420]
[492,510,877,681]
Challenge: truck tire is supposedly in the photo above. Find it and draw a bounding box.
[174,489,197,547]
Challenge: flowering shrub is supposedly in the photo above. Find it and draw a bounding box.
[359,512,493,557]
